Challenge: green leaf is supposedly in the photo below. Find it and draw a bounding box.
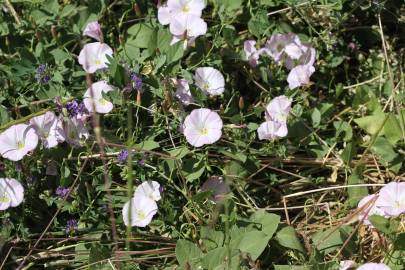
[371,137,398,164]
[202,247,227,269]
[368,215,398,235]
[182,158,205,182]
[127,24,155,48]
[346,168,368,207]
[275,226,305,253]
[341,141,357,164]
[135,140,160,151]
[311,108,321,128]
[201,227,224,251]
[354,112,386,135]
[248,9,270,38]
[274,266,310,270]
[89,243,111,270]
[393,233,405,251]
[384,114,402,145]
[166,41,185,64]
[168,146,190,159]
[238,230,269,260]
[175,240,203,268]
[249,210,280,239]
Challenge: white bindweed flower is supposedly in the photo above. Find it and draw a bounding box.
[194,67,225,96]
[78,42,113,73]
[29,111,60,148]
[244,40,261,67]
[0,124,38,161]
[0,178,24,210]
[376,182,405,217]
[83,21,102,41]
[263,33,298,63]
[134,181,161,201]
[339,260,355,270]
[175,79,193,106]
[257,121,288,140]
[287,64,315,89]
[356,263,391,270]
[357,194,386,226]
[83,81,114,114]
[285,44,316,70]
[167,0,205,17]
[183,108,223,147]
[265,95,292,123]
[56,117,89,147]
[169,14,207,48]
[122,194,158,227]
[158,5,173,25]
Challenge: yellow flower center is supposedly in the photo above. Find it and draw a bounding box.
[95,59,101,65]
[200,128,208,135]
[137,211,146,220]
[98,98,108,106]
[182,5,190,12]
[203,82,210,90]
[16,141,25,149]
[0,196,10,203]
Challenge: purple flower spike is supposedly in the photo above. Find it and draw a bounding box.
[35,64,51,84]
[130,72,143,91]
[55,186,70,198]
[65,219,78,234]
[117,150,129,163]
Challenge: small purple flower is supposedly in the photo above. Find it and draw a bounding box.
[137,159,145,167]
[130,72,143,91]
[65,100,87,118]
[159,185,164,194]
[55,186,70,198]
[65,219,78,234]
[117,150,129,163]
[35,64,51,84]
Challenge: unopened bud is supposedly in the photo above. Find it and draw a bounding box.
[239,96,244,110]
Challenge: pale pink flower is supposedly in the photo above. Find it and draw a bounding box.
[357,194,386,226]
[0,178,24,210]
[56,117,89,147]
[194,67,225,96]
[134,181,161,201]
[29,111,60,148]
[78,42,113,73]
[285,44,316,70]
[167,0,205,17]
[83,21,102,41]
[244,40,261,67]
[0,124,38,161]
[83,81,114,114]
[257,121,288,140]
[183,108,223,147]
[376,182,405,217]
[339,260,355,270]
[122,194,158,227]
[169,14,207,48]
[287,64,315,89]
[175,79,193,106]
[263,33,298,63]
[356,263,391,270]
[158,5,173,25]
[265,95,292,123]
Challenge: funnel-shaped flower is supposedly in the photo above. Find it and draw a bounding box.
[122,194,158,227]
[169,14,207,48]
[376,182,405,217]
[83,21,102,41]
[30,111,60,148]
[0,124,38,161]
[357,194,385,226]
[183,108,223,147]
[175,79,193,106]
[135,181,161,201]
[265,95,292,123]
[257,121,287,140]
[0,178,24,210]
[194,67,225,96]
[78,42,113,73]
[287,64,315,89]
[83,81,114,114]
[357,263,391,270]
